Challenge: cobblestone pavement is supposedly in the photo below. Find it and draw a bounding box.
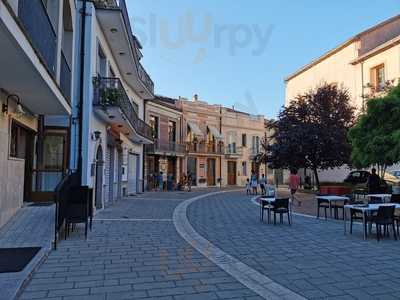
[188,192,400,300]
[0,204,55,300]
[19,189,262,300]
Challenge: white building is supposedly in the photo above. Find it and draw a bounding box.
[285,15,400,183]
[71,0,154,210]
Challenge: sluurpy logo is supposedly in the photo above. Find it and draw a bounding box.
[133,10,274,64]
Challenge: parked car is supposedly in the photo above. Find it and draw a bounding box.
[390,170,400,179]
[344,170,400,190]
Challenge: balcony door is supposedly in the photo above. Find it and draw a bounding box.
[227,161,237,185]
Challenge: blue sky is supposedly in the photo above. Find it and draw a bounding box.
[127,0,399,119]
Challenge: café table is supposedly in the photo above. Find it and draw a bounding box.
[343,203,400,240]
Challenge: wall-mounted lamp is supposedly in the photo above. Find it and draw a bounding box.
[92,130,101,141]
[2,94,24,116]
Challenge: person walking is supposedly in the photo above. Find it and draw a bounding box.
[289,169,301,206]
[162,171,168,191]
[259,174,267,195]
[158,172,164,192]
[245,178,251,195]
[187,172,192,192]
[251,171,258,195]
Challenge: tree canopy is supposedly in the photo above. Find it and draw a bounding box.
[348,83,400,176]
[264,83,355,188]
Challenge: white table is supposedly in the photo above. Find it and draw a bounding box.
[367,194,392,203]
[344,203,400,240]
[316,196,349,219]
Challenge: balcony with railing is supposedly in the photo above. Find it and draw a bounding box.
[146,139,186,155]
[92,0,155,96]
[225,144,243,158]
[18,0,57,75]
[93,77,153,142]
[186,142,224,155]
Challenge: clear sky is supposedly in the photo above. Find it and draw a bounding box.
[126,0,399,119]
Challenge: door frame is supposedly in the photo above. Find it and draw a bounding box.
[207,158,216,186]
[227,161,237,186]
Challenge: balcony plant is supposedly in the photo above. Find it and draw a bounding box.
[100,87,123,107]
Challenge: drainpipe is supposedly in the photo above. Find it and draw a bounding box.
[77,0,88,185]
[142,100,146,193]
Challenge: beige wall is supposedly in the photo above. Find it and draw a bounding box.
[359,44,400,96]
[0,91,38,228]
[285,42,362,109]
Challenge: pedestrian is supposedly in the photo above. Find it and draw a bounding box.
[289,168,301,206]
[251,171,258,195]
[187,172,192,192]
[259,174,267,195]
[162,171,167,191]
[158,172,164,192]
[367,168,381,194]
[245,178,251,195]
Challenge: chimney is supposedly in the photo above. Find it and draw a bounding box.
[193,94,199,101]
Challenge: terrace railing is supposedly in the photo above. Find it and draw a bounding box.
[92,0,154,94]
[146,140,186,154]
[93,77,153,141]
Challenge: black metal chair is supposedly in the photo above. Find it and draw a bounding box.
[260,197,274,224]
[272,198,291,225]
[317,195,330,220]
[349,200,368,235]
[369,196,384,204]
[371,205,397,241]
[390,194,400,234]
[332,195,350,220]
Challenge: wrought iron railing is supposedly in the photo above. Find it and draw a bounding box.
[186,142,223,155]
[93,77,153,141]
[146,139,186,154]
[18,0,57,75]
[60,51,71,103]
[225,144,243,156]
[92,0,154,94]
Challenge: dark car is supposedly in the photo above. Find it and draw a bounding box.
[344,171,370,185]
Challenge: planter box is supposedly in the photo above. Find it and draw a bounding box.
[319,186,352,195]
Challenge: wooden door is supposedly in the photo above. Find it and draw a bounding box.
[227,161,237,185]
[207,158,216,186]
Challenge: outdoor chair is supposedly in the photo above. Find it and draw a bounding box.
[272,198,291,225]
[317,194,330,220]
[332,194,350,220]
[350,200,369,235]
[390,194,400,204]
[390,194,400,234]
[369,196,384,204]
[371,205,397,241]
[260,197,274,224]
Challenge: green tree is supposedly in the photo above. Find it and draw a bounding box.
[265,83,355,189]
[348,83,400,177]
